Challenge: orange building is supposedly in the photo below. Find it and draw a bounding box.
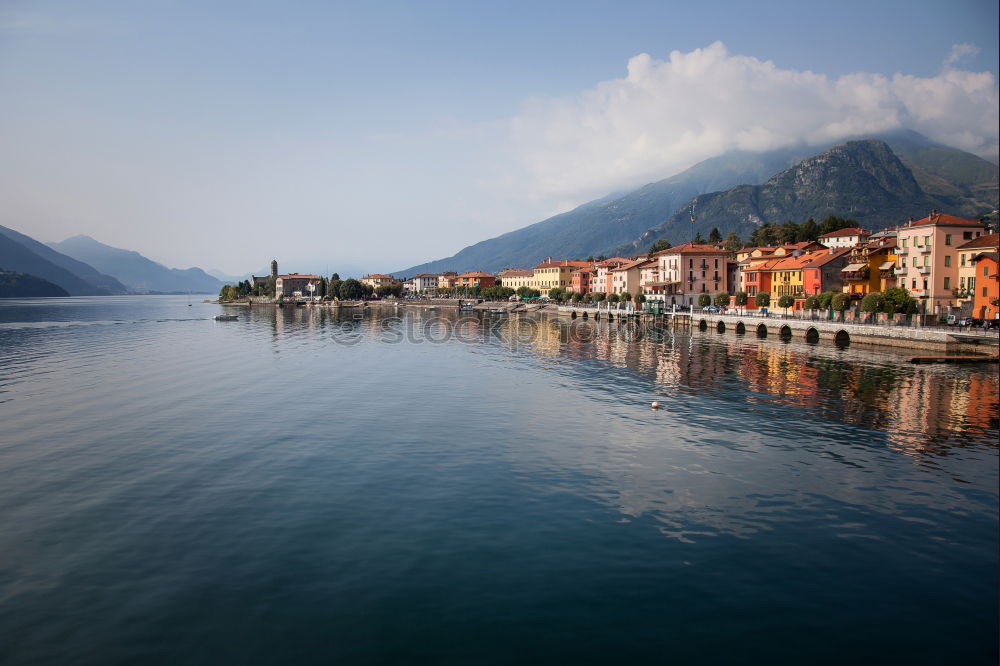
[569,266,596,294]
[970,252,999,320]
[456,271,497,290]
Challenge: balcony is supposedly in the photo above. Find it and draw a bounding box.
[916,265,931,274]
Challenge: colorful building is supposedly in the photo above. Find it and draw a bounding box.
[895,211,987,314]
[593,258,630,295]
[818,227,871,248]
[609,258,646,296]
[645,243,731,306]
[499,269,534,291]
[531,259,593,296]
[956,233,999,313]
[456,271,497,290]
[437,272,458,290]
[970,252,999,320]
[360,274,396,289]
[841,232,897,298]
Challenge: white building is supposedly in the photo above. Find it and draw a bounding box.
[409,274,439,295]
[818,227,870,249]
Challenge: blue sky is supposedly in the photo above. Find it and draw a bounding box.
[1,0,997,276]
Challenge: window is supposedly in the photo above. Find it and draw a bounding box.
[902,238,908,248]
[964,231,973,240]
[924,256,930,267]
[923,279,928,290]
[961,254,967,266]
[925,235,932,246]
[945,234,952,245]
[961,277,966,288]
[944,277,950,289]
[912,257,918,267]
[985,266,991,277]
[689,259,693,268]
[944,256,951,267]
[984,286,989,297]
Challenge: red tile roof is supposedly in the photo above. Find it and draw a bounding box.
[819,227,869,238]
[905,212,985,229]
[499,269,533,277]
[533,260,593,269]
[655,242,730,255]
[457,271,495,278]
[956,232,999,250]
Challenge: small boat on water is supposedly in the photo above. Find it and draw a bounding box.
[214,314,238,321]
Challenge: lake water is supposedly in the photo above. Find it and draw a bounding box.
[1,296,996,665]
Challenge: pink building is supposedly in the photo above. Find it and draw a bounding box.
[593,258,630,295]
[646,243,731,306]
[895,211,988,314]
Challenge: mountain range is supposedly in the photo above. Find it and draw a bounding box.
[48,236,224,294]
[398,130,998,275]
[0,224,224,296]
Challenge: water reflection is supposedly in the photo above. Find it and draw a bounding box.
[251,306,998,463]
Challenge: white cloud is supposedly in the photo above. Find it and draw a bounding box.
[944,43,980,68]
[507,41,999,205]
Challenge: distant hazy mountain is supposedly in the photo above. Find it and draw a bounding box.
[0,224,127,294]
[0,233,113,296]
[0,269,69,297]
[49,235,224,294]
[611,139,953,257]
[397,130,997,274]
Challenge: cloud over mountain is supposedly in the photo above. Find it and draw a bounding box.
[508,41,999,206]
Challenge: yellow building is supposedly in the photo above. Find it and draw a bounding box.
[498,269,534,291]
[841,233,897,297]
[531,259,592,296]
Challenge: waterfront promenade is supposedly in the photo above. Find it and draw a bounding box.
[555,305,1000,353]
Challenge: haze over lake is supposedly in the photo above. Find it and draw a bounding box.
[0,296,996,665]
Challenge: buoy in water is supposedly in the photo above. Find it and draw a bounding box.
[651,401,661,410]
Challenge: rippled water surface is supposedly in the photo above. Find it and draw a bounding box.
[1,296,997,665]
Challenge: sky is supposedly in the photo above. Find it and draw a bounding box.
[1,0,997,278]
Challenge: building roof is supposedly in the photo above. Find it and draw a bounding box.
[971,251,999,264]
[819,227,869,238]
[611,258,647,271]
[903,211,985,229]
[457,271,495,278]
[532,259,593,269]
[412,273,439,278]
[956,232,999,251]
[499,269,533,277]
[596,257,630,267]
[278,274,322,280]
[654,242,729,256]
[361,274,394,280]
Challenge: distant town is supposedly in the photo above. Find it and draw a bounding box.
[221,210,999,322]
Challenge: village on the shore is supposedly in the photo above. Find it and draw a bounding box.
[223,210,999,323]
